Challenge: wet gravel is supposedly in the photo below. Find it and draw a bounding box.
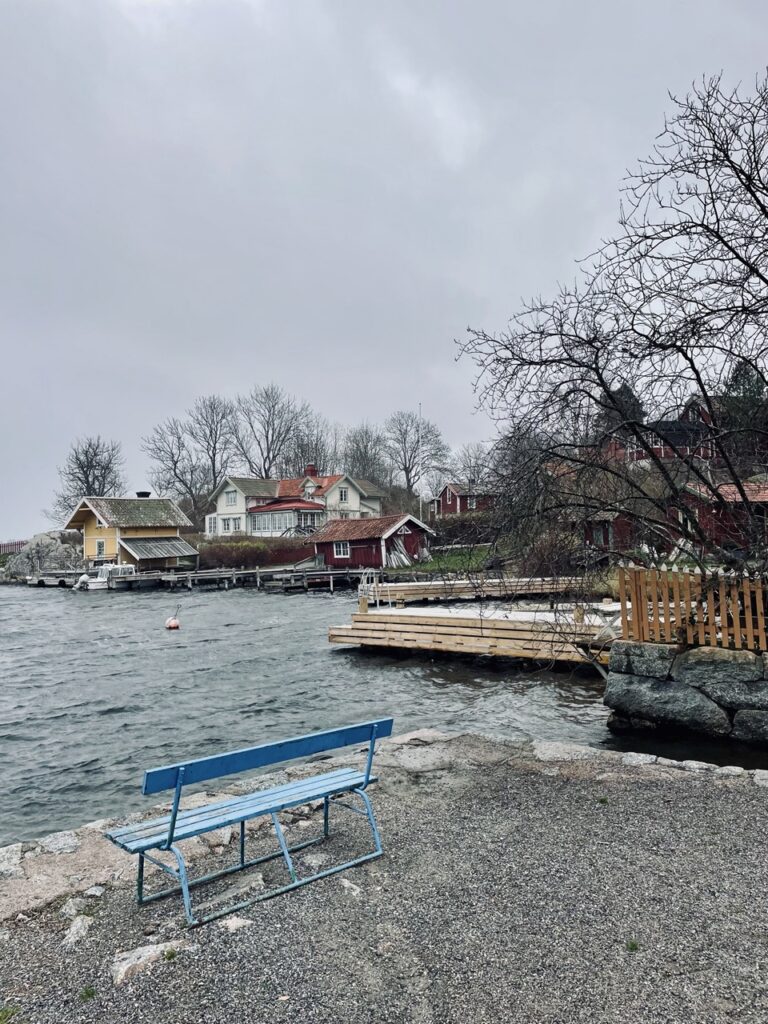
[2,735,768,1023]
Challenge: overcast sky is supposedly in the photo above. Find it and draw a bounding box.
[1,0,767,538]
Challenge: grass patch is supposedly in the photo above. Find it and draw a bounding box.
[0,1007,21,1023]
[626,939,639,952]
[79,987,96,1002]
[597,797,609,805]
[385,545,492,576]
[163,948,177,962]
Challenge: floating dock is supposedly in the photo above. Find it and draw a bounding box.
[329,604,617,669]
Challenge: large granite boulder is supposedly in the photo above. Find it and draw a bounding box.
[6,532,84,578]
[699,677,768,712]
[603,672,731,737]
[671,647,762,686]
[732,711,768,744]
[608,641,678,680]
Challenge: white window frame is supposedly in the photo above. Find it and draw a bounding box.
[222,518,231,532]
[96,540,105,558]
[207,516,217,535]
[338,487,349,503]
[232,517,241,531]
[468,496,477,510]
[334,541,350,558]
[225,490,237,506]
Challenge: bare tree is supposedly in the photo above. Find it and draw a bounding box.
[277,411,343,478]
[232,384,304,478]
[142,418,212,528]
[142,394,234,529]
[343,422,391,486]
[48,436,127,524]
[461,74,768,570]
[453,442,492,488]
[187,395,234,493]
[384,410,450,496]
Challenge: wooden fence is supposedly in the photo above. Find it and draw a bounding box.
[618,566,768,651]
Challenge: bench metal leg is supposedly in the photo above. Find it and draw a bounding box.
[239,821,246,867]
[137,853,145,905]
[323,795,330,838]
[270,812,298,883]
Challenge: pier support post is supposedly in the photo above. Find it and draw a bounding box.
[359,595,369,614]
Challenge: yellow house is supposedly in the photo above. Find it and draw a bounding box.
[64,495,198,571]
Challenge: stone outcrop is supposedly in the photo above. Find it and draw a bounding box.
[6,532,84,578]
[606,640,768,747]
[604,673,731,736]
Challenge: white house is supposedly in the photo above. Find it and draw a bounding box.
[205,465,384,539]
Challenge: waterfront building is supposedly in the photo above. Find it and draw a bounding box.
[311,513,433,568]
[64,494,198,570]
[206,465,384,539]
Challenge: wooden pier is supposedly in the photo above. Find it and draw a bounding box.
[359,575,596,605]
[28,566,379,593]
[329,608,614,668]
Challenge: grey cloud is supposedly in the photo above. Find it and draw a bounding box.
[1,0,766,535]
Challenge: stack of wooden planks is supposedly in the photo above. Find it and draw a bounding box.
[329,611,612,666]
[362,576,591,605]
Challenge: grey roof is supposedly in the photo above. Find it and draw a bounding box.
[119,537,199,560]
[225,478,279,498]
[354,478,386,497]
[72,497,192,528]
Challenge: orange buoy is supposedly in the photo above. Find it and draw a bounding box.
[165,604,181,630]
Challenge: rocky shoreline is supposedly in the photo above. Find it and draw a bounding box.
[3,730,768,1022]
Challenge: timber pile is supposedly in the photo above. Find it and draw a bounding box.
[362,575,591,605]
[329,611,612,666]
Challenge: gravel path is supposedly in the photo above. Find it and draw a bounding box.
[2,733,768,1023]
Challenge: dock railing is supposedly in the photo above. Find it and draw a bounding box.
[618,566,768,651]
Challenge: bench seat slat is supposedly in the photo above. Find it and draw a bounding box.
[106,767,371,854]
[108,767,362,843]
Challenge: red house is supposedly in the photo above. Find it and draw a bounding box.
[312,514,434,569]
[431,482,495,519]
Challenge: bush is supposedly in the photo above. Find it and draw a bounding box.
[196,537,313,569]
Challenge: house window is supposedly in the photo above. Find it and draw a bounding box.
[222,518,231,532]
[469,496,477,510]
[96,540,105,558]
[446,491,453,505]
[338,512,351,519]
[225,490,237,506]
[339,487,349,503]
[207,516,217,535]
[334,541,350,558]
[232,517,241,532]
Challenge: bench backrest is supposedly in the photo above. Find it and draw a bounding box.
[142,718,394,795]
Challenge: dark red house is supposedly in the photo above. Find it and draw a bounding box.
[431,482,495,519]
[312,514,434,568]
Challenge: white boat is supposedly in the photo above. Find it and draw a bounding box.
[72,564,138,591]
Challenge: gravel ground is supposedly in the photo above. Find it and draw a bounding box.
[2,733,768,1023]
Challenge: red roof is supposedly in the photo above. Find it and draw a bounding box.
[689,482,768,504]
[312,514,432,543]
[277,475,343,498]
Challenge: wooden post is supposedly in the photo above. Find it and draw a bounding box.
[329,574,334,593]
[256,567,261,589]
[573,604,585,625]
[358,595,369,614]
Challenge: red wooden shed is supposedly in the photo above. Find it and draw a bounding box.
[312,514,434,569]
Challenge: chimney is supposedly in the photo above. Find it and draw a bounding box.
[136,491,151,498]
[304,463,317,477]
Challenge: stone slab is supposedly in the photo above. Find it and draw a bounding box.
[604,673,731,737]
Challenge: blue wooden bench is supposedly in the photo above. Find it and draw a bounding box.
[105,718,393,926]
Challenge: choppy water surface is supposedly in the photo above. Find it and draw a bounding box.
[2,586,767,846]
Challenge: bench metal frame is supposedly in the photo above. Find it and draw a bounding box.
[108,719,392,926]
